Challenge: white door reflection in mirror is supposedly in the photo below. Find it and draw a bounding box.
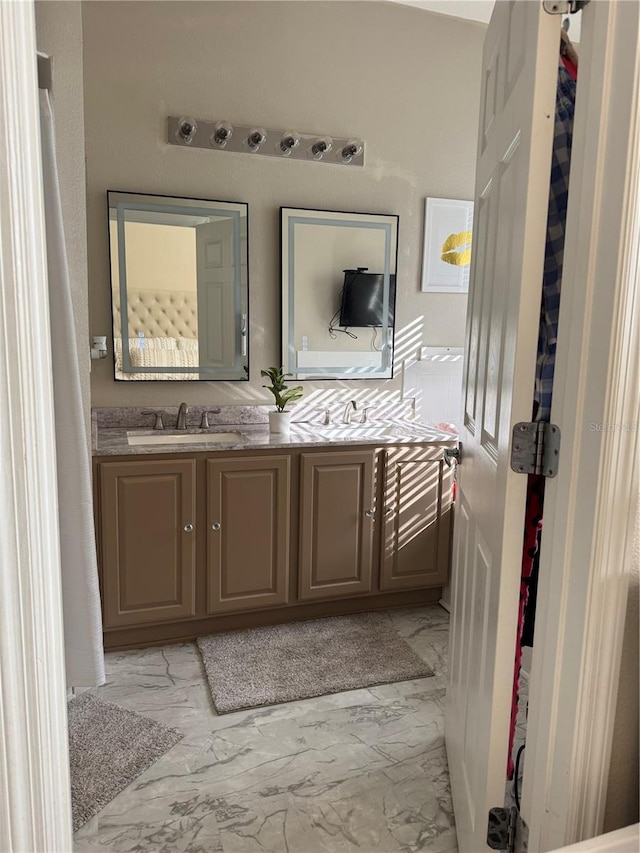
[196,218,237,370]
[108,191,249,381]
[281,207,399,380]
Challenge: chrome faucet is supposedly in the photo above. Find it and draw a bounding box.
[342,400,357,424]
[176,402,189,430]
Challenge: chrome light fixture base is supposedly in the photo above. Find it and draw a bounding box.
[168,116,365,167]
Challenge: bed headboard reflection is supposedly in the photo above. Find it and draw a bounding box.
[112,290,198,339]
[112,290,199,379]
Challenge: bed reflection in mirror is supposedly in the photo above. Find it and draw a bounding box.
[108,191,249,381]
[281,207,399,380]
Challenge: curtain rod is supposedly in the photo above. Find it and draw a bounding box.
[37,53,52,91]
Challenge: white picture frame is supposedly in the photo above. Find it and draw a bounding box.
[421,197,474,293]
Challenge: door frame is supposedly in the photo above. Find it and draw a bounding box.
[523,1,639,849]
[0,1,73,850]
[0,1,636,851]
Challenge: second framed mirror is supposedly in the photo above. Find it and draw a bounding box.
[281,206,399,380]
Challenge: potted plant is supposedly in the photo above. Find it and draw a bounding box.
[261,366,303,434]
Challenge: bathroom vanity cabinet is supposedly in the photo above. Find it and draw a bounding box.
[206,455,291,614]
[93,442,453,649]
[298,451,376,601]
[380,449,451,591]
[99,458,197,628]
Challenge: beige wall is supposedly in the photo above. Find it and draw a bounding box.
[291,220,392,355]
[109,222,197,294]
[83,0,484,405]
[35,0,90,432]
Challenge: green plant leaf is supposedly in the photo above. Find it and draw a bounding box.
[261,366,303,412]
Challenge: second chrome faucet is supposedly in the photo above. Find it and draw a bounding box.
[342,400,357,424]
[176,402,189,430]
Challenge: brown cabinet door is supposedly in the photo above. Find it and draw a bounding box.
[99,459,196,628]
[206,456,290,613]
[380,447,453,591]
[298,450,375,601]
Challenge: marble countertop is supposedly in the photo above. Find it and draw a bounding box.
[93,418,457,457]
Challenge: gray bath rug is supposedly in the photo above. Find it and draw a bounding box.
[197,611,434,714]
[67,692,183,831]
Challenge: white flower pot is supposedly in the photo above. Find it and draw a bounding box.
[269,411,292,435]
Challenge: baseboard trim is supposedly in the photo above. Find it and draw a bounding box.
[103,587,443,651]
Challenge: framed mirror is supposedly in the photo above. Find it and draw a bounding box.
[108,191,249,381]
[281,206,399,380]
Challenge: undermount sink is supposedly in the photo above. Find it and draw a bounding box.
[127,431,244,446]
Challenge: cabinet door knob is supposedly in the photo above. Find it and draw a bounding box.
[364,509,375,518]
[183,523,194,533]
[211,522,221,531]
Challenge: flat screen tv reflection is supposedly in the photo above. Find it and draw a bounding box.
[339,268,396,328]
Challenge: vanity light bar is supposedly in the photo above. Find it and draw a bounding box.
[167,116,365,167]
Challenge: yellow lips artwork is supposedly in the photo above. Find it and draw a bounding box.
[440,230,472,266]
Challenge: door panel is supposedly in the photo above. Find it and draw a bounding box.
[195,218,237,369]
[298,451,375,600]
[207,456,290,613]
[446,2,560,851]
[100,459,196,627]
[380,447,453,591]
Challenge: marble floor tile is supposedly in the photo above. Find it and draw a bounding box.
[74,605,458,852]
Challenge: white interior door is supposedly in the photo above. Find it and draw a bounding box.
[195,218,237,369]
[446,3,560,851]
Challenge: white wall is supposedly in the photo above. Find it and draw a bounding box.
[35,0,90,433]
[291,222,389,355]
[82,0,485,406]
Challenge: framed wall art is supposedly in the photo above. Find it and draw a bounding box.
[421,197,474,293]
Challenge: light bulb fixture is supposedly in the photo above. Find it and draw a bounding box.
[339,138,364,164]
[211,120,233,148]
[309,137,333,160]
[176,116,198,144]
[246,127,267,151]
[278,131,300,156]
[169,116,364,167]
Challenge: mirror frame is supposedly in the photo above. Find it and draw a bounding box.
[280,205,400,381]
[107,190,250,381]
